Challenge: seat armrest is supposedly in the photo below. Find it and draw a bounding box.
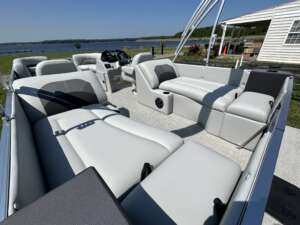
[0,168,130,225]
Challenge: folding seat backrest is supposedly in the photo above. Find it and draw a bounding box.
[12,71,107,123]
[138,59,180,89]
[36,59,77,76]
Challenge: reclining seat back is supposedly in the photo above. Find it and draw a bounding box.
[12,56,48,79]
[12,71,107,124]
[35,59,77,76]
[138,58,179,89]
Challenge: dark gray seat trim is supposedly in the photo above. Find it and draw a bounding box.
[0,168,131,225]
[122,185,176,225]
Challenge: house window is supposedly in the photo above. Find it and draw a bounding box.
[285,20,300,44]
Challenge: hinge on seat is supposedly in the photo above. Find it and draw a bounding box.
[141,163,153,181]
[214,198,227,222]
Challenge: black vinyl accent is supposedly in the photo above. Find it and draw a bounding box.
[213,198,227,223]
[122,185,176,225]
[244,71,289,99]
[154,64,177,84]
[0,168,131,225]
[140,163,153,181]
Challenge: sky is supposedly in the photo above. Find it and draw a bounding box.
[0,0,290,43]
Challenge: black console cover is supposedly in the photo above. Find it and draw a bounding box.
[1,167,131,225]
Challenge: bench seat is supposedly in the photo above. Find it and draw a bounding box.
[226,92,274,123]
[122,141,241,225]
[34,104,183,198]
[159,77,242,111]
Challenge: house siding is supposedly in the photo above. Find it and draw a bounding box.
[224,1,300,64]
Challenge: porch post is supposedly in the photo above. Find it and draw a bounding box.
[218,23,227,56]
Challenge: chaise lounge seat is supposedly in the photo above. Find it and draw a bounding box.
[13,71,183,198]
[122,141,242,225]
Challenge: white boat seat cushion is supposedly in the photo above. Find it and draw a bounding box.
[77,64,97,72]
[122,141,241,225]
[13,71,107,123]
[226,91,274,123]
[36,59,77,76]
[34,105,183,197]
[160,77,243,111]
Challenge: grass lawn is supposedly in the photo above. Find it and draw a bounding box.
[0,49,299,129]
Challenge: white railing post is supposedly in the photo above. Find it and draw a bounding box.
[218,23,227,56]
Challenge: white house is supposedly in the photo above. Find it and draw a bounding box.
[220,0,300,64]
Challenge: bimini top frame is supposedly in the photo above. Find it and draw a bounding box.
[173,0,225,65]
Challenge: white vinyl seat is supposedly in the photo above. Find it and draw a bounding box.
[122,141,241,225]
[34,105,183,197]
[122,52,153,93]
[226,92,274,123]
[36,59,77,76]
[12,56,48,78]
[159,77,242,112]
[72,53,102,72]
[13,71,183,198]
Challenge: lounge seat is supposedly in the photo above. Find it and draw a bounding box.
[226,92,274,123]
[13,71,183,198]
[122,141,241,225]
[220,91,275,149]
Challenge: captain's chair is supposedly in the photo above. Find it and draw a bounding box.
[121,52,153,93]
[72,53,102,72]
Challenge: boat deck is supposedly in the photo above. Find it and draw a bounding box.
[108,86,252,169]
[108,86,300,225]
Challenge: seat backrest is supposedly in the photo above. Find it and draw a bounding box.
[244,70,289,99]
[131,52,153,65]
[72,53,102,66]
[12,71,107,123]
[138,59,179,89]
[12,56,48,78]
[9,93,46,215]
[36,59,77,76]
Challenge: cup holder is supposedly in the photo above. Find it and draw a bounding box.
[155,98,164,109]
[163,91,170,95]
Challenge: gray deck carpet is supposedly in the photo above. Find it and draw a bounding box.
[108,87,251,169]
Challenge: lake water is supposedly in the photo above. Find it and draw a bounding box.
[0,40,206,55]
